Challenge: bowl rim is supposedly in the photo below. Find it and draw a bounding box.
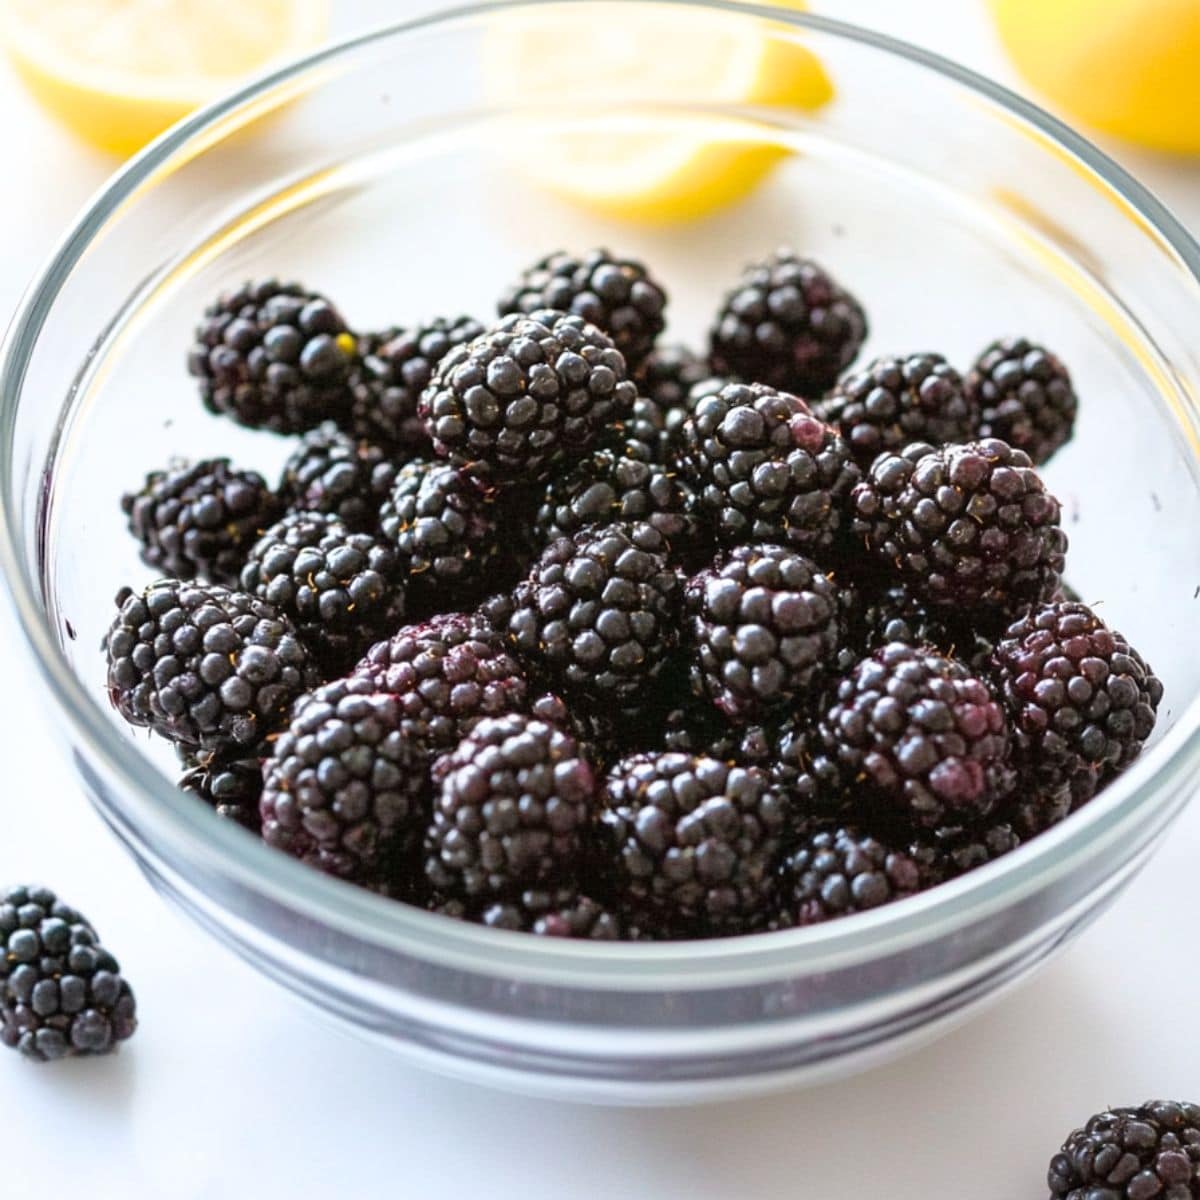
[2,0,1199,988]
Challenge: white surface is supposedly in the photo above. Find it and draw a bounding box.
[1,2,1199,1196]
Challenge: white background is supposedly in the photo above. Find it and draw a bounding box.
[1,2,1199,1196]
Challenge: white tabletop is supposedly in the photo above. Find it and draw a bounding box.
[2,3,1198,1196]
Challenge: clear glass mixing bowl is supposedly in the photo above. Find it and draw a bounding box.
[3,0,1200,1105]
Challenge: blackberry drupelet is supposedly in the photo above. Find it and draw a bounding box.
[260,676,428,881]
[684,543,842,720]
[851,438,1067,617]
[279,423,399,531]
[965,336,1078,466]
[123,458,283,585]
[499,249,667,371]
[818,642,1013,828]
[105,579,317,756]
[434,887,622,939]
[187,280,355,433]
[0,886,136,1061]
[633,344,713,455]
[817,353,976,467]
[507,522,682,704]
[177,749,263,830]
[990,600,1163,797]
[347,317,483,449]
[678,381,859,553]
[424,714,596,899]
[240,511,406,671]
[1048,1102,1200,1200]
[709,250,867,397]
[599,752,787,936]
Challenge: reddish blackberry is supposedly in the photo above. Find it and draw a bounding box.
[105,580,317,756]
[709,250,867,397]
[260,677,428,882]
[435,887,622,939]
[965,337,1078,466]
[818,642,1013,828]
[598,752,787,936]
[122,458,283,586]
[851,438,1067,617]
[356,613,529,754]
[905,819,1021,886]
[240,511,406,672]
[684,543,842,720]
[187,280,355,433]
[1048,1101,1200,1199]
[279,423,399,531]
[817,353,976,467]
[507,522,682,704]
[678,381,859,553]
[499,249,667,372]
[177,748,262,830]
[990,601,1163,796]
[347,317,483,449]
[424,714,596,899]
[0,887,136,1061]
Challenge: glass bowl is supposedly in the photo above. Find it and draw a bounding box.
[3,0,1200,1105]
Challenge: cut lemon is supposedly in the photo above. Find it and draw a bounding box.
[1,0,328,156]
[482,3,834,223]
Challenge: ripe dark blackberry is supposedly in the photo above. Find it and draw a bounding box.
[356,612,529,754]
[499,249,667,372]
[187,280,355,433]
[684,543,842,720]
[965,336,1078,466]
[105,580,317,756]
[634,344,712,449]
[507,522,682,705]
[905,819,1021,886]
[709,250,867,397]
[424,714,596,899]
[279,422,399,531]
[854,579,991,664]
[435,886,620,939]
[0,887,136,1061]
[851,438,1067,617]
[240,511,406,672]
[419,311,635,484]
[990,600,1163,797]
[177,749,263,830]
[818,642,1013,828]
[347,317,483,449]
[261,677,428,881]
[1048,1101,1200,1199]
[122,458,283,585]
[816,353,976,467]
[678,381,859,553]
[599,752,787,936]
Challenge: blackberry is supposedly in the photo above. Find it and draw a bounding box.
[187,280,355,433]
[905,819,1021,886]
[240,511,406,672]
[634,344,713,451]
[347,317,483,449]
[435,887,622,939]
[418,311,635,484]
[507,522,682,704]
[1048,1102,1200,1199]
[177,749,262,830]
[105,580,317,756]
[854,579,988,662]
[356,612,529,754]
[598,752,787,936]
[709,250,867,397]
[678,381,859,553]
[0,887,136,1061]
[279,423,399,531]
[817,642,1013,828]
[499,249,667,372]
[684,543,842,720]
[424,714,596,899]
[816,353,976,467]
[260,677,428,881]
[851,438,1067,617]
[965,336,1078,466]
[768,713,846,816]
[122,458,283,586]
[990,600,1163,796]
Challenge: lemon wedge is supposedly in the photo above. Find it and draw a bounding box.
[1,0,328,156]
[482,3,834,223]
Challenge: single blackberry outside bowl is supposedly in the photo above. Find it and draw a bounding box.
[3,2,1200,1105]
